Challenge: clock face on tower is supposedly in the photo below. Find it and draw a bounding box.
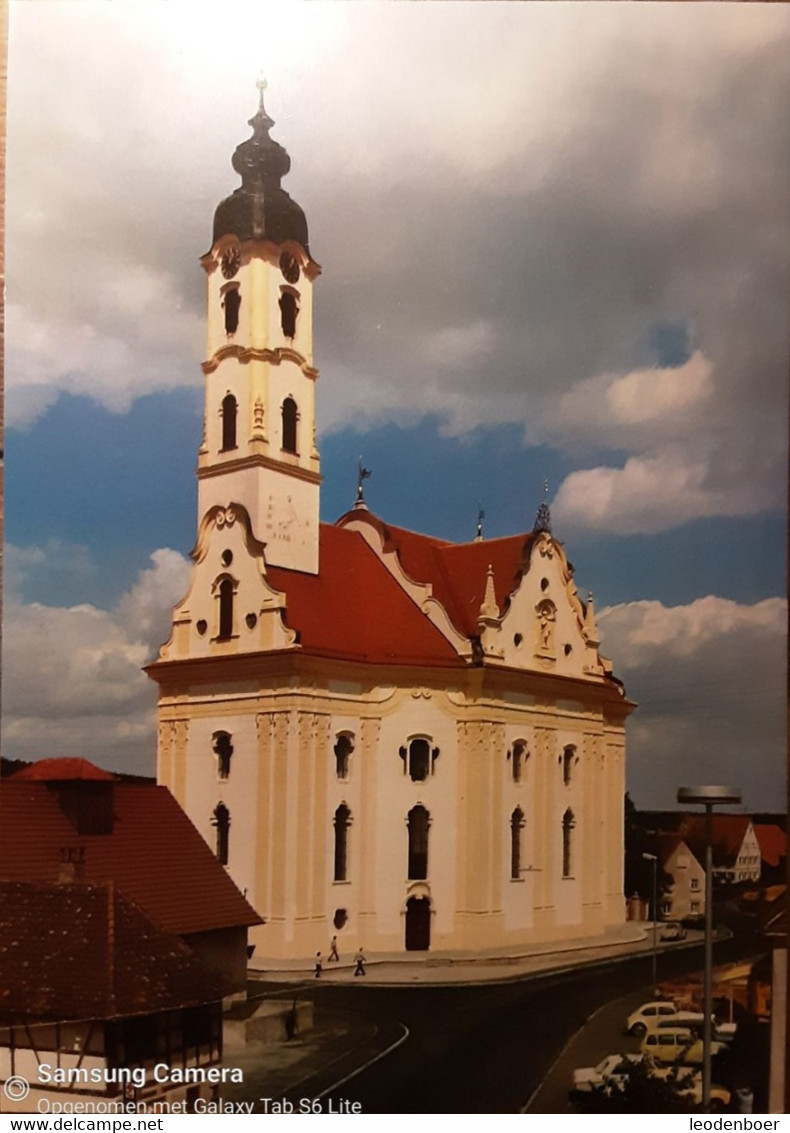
[279,251,300,284]
[221,247,241,279]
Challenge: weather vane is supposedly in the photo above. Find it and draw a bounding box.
[356,456,372,504]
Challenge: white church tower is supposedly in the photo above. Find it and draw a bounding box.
[198,81,321,574]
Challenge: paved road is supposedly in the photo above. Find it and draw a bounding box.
[241,934,761,1114]
[527,986,650,1113]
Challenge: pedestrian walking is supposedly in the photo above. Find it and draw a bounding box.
[353,947,366,977]
[314,952,323,979]
[328,935,340,962]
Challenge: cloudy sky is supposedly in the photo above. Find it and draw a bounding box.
[4,2,788,809]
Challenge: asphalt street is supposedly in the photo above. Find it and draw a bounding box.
[233,934,763,1114]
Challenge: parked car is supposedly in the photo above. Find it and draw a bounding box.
[571,1054,643,1094]
[660,922,687,941]
[625,1001,703,1037]
[640,1028,727,1065]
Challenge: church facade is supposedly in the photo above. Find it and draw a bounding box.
[148,90,634,962]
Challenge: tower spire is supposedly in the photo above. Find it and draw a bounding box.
[211,82,312,253]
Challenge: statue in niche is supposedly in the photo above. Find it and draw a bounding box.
[536,600,556,653]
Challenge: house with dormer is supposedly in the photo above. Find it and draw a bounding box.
[146,88,634,963]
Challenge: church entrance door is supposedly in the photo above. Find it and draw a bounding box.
[405,896,431,951]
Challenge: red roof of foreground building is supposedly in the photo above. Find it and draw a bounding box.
[0,881,231,1024]
[267,522,464,666]
[12,757,116,781]
[0,774,261,937]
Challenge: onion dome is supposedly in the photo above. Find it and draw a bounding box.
[212,82,311,253]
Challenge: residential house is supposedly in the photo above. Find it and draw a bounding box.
[1,758,261,991]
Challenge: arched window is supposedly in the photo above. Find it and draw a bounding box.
[510,807,525,879]
[281,397,298,454]
[407,805,430,880]
[511,740,527,783]
[212,803,230,865]
[334,734,354,780]
[221,393,237,451]
[223,286,241,335]
[279,290,299,338]
[562,808,576,878]
[218,578,234,640]
[333,804,351,882]
[563,745,576,786]
[399,738,439,782]
[213,732,233,780]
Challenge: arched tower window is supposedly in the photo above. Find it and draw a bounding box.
[221,394,237,451]
[281,397,298,454]
[562,808,576,878]
[510,807,525,879]
[334,734,354,780]
[407,805,430,880]
[333,804,351,882]
[279,289,299,339]
[511,740,527,783]
[213,732,233,780]
[223,286,241,335]
[563,745,576,786]
[212,803,230,865]
[218,578,235,640]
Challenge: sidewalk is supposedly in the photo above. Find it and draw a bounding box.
[251,923,706,988]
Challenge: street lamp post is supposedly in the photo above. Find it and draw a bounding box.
[642,851,658,993]
[677,785,742,1114]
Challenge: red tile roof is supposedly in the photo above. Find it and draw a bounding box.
[12,757,116,781]
[0,779,261,937]
[755,824,787,868]
[266,523,463,666]
[0,881,231,1024]
[373,518,532,637]
[267,512,533,664]
[678,815,754,868]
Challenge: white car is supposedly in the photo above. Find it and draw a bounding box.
[572,1053,642,1093]
[640,1028,727,1065]
[625,1001,704,1037]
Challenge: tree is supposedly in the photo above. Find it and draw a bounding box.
[624,793,673,916]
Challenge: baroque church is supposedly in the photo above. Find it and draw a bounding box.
[148,89,634,962]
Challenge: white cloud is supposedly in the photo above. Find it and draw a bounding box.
[6,2,789,535]
[599,596,786,809]
[2,546,190,775]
